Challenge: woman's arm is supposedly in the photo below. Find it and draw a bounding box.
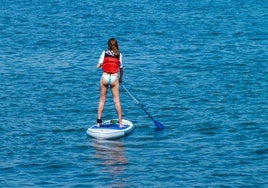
[96,51,105,68]
[119,68,123,83]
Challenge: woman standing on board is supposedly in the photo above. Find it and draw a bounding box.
[96,38,124,127]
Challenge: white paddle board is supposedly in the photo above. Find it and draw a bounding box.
[87,119,135,139]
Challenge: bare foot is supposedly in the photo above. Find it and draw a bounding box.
[119,124,126,128]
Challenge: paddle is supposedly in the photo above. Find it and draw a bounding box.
[122,85,165,129]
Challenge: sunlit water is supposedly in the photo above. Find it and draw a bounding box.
[1,0,267,187]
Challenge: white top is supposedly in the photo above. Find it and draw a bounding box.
[98,50,123,68]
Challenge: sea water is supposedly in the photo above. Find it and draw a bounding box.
[0,0,267,187]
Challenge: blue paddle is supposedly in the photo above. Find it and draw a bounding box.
[122,85,165,129]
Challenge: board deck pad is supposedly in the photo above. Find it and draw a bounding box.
[92,123,129,129]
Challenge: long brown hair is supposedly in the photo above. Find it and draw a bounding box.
[107,38,119,55]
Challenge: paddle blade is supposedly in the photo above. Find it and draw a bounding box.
[153,120,165,129]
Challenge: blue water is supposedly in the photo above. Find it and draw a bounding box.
[1,0,267,187]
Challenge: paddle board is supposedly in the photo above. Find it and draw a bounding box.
[87,119,135,139]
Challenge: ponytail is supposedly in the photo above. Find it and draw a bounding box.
[108,38,119,55]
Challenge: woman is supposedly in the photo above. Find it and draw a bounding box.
[96,38,124,127]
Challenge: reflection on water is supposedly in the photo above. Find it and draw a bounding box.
[91,139,129,187]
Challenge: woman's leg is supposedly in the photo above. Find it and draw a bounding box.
[97,78,108,125]
[110,81,123,127]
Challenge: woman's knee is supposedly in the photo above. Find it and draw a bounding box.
[113,96,120,104]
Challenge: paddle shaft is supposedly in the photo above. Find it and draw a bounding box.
[122,85,158,123]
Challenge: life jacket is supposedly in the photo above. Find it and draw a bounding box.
[102,51,120,74]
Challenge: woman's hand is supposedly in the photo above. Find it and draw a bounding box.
[119,77,123,84]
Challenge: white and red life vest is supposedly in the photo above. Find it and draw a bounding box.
[102,51,120,74]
